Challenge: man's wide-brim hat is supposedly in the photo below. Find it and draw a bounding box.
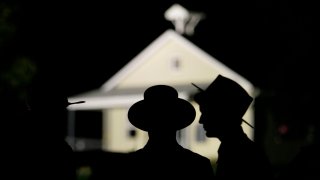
[193,75,253,118]
[128,85,196,131]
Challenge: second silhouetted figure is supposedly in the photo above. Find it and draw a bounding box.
[193,75,274,180]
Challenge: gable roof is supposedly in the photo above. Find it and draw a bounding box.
[101,29,255,94]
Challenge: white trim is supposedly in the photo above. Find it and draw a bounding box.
[67,94,143,110]
[68,91,191,111]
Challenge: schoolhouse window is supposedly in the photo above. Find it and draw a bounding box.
[127,121,137,138]
[170,56,182,71]
[128,129,137,138]
[196,125,206,142]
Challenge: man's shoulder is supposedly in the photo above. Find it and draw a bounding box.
[179,147,211,162]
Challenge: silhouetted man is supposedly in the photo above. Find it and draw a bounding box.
[193,75,273,179]
[127,85,215,179]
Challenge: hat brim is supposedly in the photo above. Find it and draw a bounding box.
[128,99,196,131]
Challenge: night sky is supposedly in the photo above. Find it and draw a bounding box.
[1,0,315,96]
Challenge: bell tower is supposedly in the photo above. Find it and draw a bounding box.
[164,3,205,36]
